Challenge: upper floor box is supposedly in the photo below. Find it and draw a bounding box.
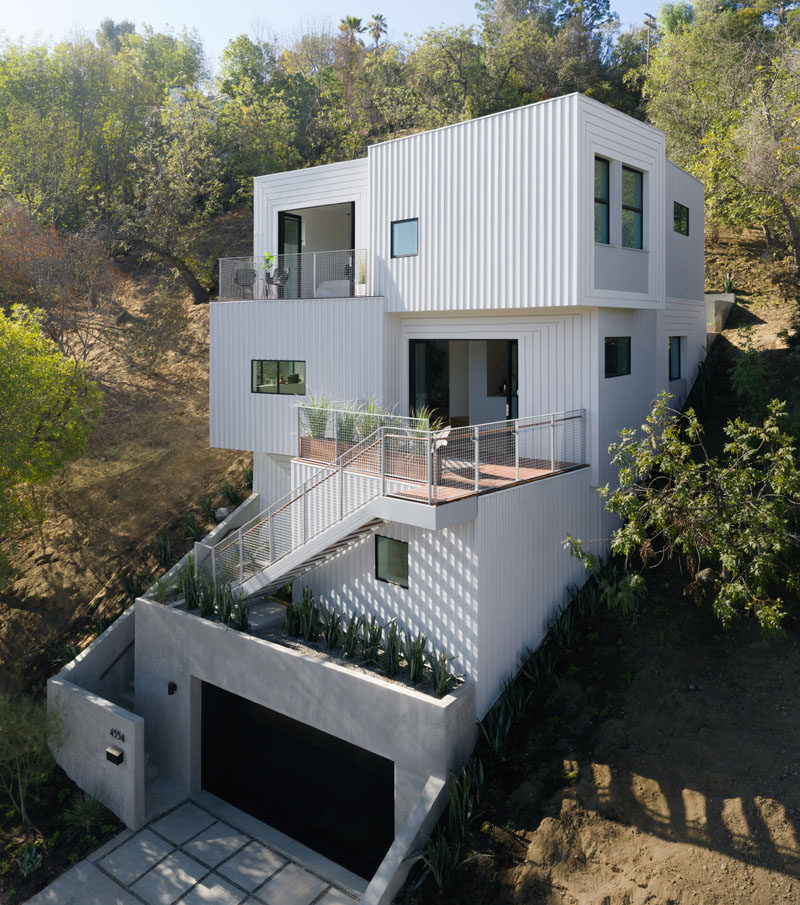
[223,94,703,314]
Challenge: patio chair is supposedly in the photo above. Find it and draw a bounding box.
[232,268,256,299]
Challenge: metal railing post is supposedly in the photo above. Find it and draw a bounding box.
[211,549,217,587]
[238,528,244,584]
[474,426,480,493]
[339,462,344,520]
[550,413,556,472]
[514,422,520,481]
[380,429,386,496]
[334,414,338,461]
[303,491,308,543]
[426,432,432,505]
[268,516,274,565]
[312,253,317,298]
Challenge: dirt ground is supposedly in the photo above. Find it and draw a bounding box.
[0,214,252,694]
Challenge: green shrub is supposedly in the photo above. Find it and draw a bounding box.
[242,463,253,489]
[404,633,427,684]
[119,570,142,601]
[341,615,363,658]
[198,497,216,524]
[151,579,171,603]
[549,603,575,649]
[303,395,331,439]
[382,622,401,675]
[182,513,200,540]
[407,830,470,895]
[448,757,484,843]
[178,556,198,610]
[50,640,80,671]
[216,584,235,625]
[502,677,531,723]
[0,694,60,825]
[320,610,341,649]
[362,616,383,664]
[427,649,460,697]
[520,646,558,690]
[296,587,320,642]
[479,700,513,759]
[220,482,241,506]
[232,599,250,632]
[15,842,42,878]
[157,531,171,566]
[197,576,216,619]
[730,326,776,419]
[64,793,109,841]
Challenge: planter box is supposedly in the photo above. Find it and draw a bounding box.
[298,437,354,464]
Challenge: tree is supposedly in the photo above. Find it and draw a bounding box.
[0,305,101,577]
[0,694,61,825]
[595,393,800,635]
[368,14,388,48]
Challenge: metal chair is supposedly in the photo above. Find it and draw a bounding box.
[232,268,256,299]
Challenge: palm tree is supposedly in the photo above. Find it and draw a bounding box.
[367,14,387,48]
[338,16,365,45]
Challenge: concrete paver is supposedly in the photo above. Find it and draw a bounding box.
[314,889,360,905]
[131,851,208,905]
[150,802,217,845]
[23,861,141,905]
[217,841,285,892]
[256,863,328,905]
[179,873,248,905]
[99,829,174,886]
[183,821,249,868]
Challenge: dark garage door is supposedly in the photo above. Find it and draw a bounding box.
[202,682,395,879]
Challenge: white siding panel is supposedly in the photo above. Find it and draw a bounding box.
[665,162,705,302]
[209,298,386,456]
[369,95,580,311]
[476,470,606,715]
[253,453,292,509]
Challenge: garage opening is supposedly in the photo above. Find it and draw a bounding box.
[201,682,395,878]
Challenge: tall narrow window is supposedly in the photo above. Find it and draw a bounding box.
[594,157,610,244]
[605,337,631,378]
[622,167,643,250]
[674,202,689,236]
[375,536,409,588]
[669,336,683,380]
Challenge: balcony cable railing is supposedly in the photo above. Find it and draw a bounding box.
[196,409,585,591]
[218,249,368,301]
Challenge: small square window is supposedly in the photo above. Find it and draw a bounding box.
[674,202,689,236]
[605,337,631,378]
[251,360,306,394]
[391,219,418,257]
[669,336,683,380]
[375,535,409,588]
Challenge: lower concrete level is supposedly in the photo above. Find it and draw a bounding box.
[25,788,364,905]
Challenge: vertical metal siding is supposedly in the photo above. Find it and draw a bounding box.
[369,96,580,311]
[209,298,386,456]
[665,162,705,302]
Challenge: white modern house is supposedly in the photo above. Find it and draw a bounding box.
[49,94,706,903]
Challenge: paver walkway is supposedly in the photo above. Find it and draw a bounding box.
[25,794,363,905]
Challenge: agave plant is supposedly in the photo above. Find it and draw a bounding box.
[404,633,427,684]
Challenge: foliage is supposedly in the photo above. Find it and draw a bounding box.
[341,615,363,658]
[594,393,800,634]
[119,570,143,601]
[216,584,235,625]
[730,326,777,418]
[15,842,42,877]
[0,305,100,572]
[198,497,216,524]
[382,622,401,675]
[403,632,427,683]
[407,829,471,896]
[0,694,61,825]
[320,609,342,649]
[520,645,558,689]
[157,531,171,566]
[303,395,332,439]
[549,603,576,648]
[182,513,201,540]
[427,649,461,697]
[361,615,383,664]
[565,542,646,616]
[197,575,217,619]
[232,598,250,632]
[220,482,242,506]
[63,792,110,841]
[178,556,198,610]
[447,757,484,843]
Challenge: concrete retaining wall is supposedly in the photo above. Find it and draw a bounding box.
[61,607,135,708]
[705,293,735,334]
[48,677,145,828]
[134,598,477,833]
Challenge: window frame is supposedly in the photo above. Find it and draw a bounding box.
[390,218,419,258]
[673,202,689,236]
[621,166,644,250]
[375,535,409,588]
[668,336,682,381]
[594,157,610,245]
[250,359,307,395]
[604,336,632,379]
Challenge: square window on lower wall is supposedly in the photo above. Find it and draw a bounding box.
[604,336,631,378]
[375,535,409,588]
[251,360,306,394]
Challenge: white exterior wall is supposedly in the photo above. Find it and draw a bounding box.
[210,297,386,456]
[254,158,369,274]
[665,161,705,302]
[297,468,605,717]
[369,94,581,311]
[253,453,292,509]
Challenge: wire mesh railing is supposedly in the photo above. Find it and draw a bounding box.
[218,249,368,301]
[197,410,585,590]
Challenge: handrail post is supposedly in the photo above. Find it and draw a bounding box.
[380,429,386,496]
[474,426,480,493]
[339,462,344,521]
[238,528,244,584]
[550,413,556,472]
[334,413,338,461]
[514,421,520,481]
[312,252,317,299]
[211,548,217,587]
[426,432,432,505]
[303,490,308,543]
[268,516,274,565]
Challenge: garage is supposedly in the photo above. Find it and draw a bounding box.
[201,682,395,878]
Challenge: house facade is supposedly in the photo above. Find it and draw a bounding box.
[49,94,706,901]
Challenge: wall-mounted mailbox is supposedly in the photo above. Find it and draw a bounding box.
[106,745,124,765]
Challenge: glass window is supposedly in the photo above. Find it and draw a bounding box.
[622,167,643,250]
[251,360,306,395]
[375,535,409,588]
[605,337,631,378]
[594,157,610,244]
[674,202,689,236]
[391,219,418,257]
[669,336,682,380]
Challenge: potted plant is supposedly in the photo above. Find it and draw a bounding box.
[355,259,367,296]
[262,252,276,298]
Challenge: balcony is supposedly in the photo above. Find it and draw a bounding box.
[296,405,586,504]
[218,249,368,301]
